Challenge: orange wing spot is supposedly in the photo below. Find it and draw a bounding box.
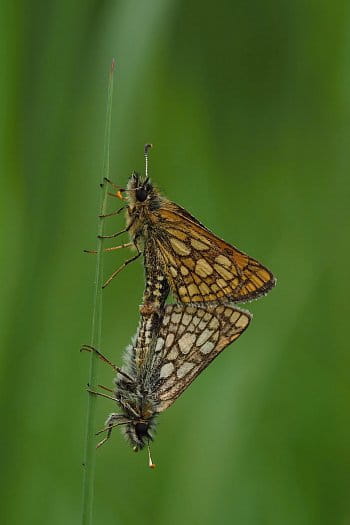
[188,230,212,246]
[195,259,213,277]
[183,257,195,270]
[192,273,201,285]
[248,273,264,287]
[246,282,256,292]
[214,264,234,280]
[180,265,189,276]
[257,268,271,282]
[188,284,200,297]
[178,286,187,297]
[190,238,210,251]
[167,228,187,241]
[170,238,191,256]
[217,278,227,289]
[199,282,211,295]
[215,255,232,267]
[169,266,178,277]
[158,242,177,266]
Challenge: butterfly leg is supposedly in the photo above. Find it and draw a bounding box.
[87,388,117,402]
[81,344,134,382]
[98,225,130,239]
[96,414,128,448]
[99,206,126,218]
[84,242,133,254]
[102,177,119,190]
[97,384,114,393]
[102,249,141,288]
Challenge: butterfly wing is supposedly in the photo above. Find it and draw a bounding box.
[151,202,275,304]
[152,303,251,412]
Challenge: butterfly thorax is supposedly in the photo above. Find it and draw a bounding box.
[125,172,165,242]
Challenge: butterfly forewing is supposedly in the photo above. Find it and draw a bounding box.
[151,203,275,304]
[152,303,251,412]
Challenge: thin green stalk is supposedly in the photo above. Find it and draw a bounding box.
[81,59,116,525]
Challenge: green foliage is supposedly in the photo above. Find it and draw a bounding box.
[1,1,349,524]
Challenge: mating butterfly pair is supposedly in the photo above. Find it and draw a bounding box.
[85,145,275,467]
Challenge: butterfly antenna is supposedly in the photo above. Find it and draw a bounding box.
[144,143,153,180]
[147,442,156,469]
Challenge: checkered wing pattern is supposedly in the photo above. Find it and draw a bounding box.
[151,203,275,304]
[151,303,251,412]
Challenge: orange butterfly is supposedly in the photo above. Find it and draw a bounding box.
[96,145,275,304]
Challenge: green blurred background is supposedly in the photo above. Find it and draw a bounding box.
[1,1,350,524]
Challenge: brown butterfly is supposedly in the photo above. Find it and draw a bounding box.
[83,301,251,467]
[97,145,276,304]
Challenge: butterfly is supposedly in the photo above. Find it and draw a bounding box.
[97,145,276,304]
[82,301,251,467]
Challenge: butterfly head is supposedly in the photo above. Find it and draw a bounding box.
[125,172,162,210]
[123,415,156,451]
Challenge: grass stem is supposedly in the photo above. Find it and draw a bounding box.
[81,59,116,525]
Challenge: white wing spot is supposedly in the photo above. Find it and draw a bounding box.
[155,338,165,352]
[199,319,209,330]
[160,362,175,378]
[178,332,197,354]
[200,341,215,354]
[197,328,213,346]
[165,332,175,348]
[177,362,195,378]
[236,314,249,329]
[171,312,182,324]
[209,317,220,330]
[163,315,170,326]
[182,313,193,326]
[167,346,179,360]
[230,311,240,323]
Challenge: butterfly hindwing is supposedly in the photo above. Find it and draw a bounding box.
[152,303,252,412]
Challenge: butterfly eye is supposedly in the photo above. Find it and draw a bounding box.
[135,422,149,438]
[136,187,148,202]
